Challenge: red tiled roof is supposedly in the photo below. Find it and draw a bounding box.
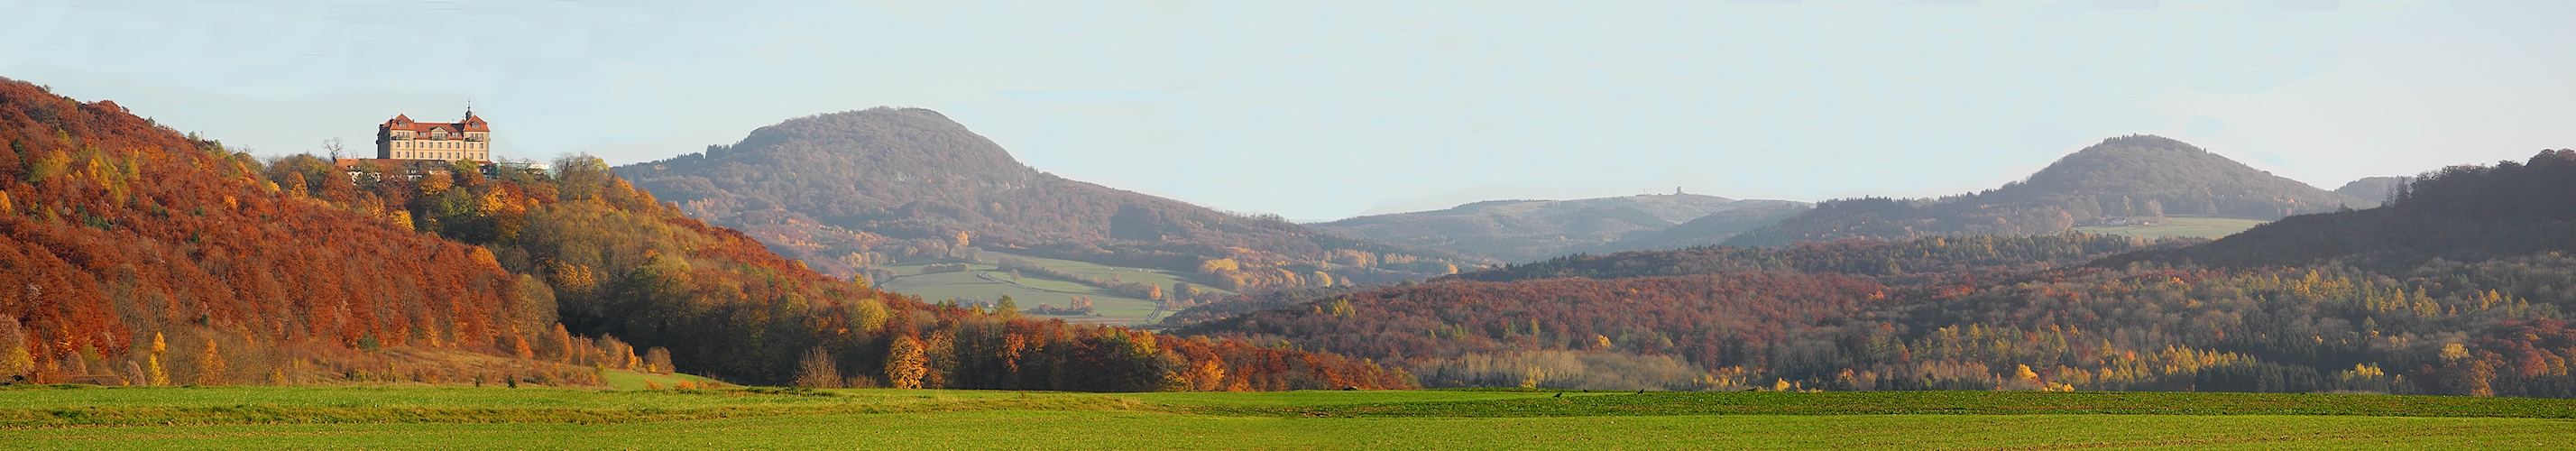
[382,113,491,135]
[336,158,482,171]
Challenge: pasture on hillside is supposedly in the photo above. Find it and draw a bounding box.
[876,252,1235,324]
[3,385,2571,449]
[2070,216,2269,239]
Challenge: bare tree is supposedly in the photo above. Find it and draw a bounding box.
[322,137,345,161]
[794,346,841,388]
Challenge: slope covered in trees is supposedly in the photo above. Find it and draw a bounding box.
[0,78,1408,391]
[1184,150,2576,397]
[2103,150,2576,271]
[1571,202,1813,253]
[1446,233,2172,286]
[1311,194,1808,262]
[0,78,548,385]
[1725,135,2372,246]
[612,108,1465,292]
[1178,273,1894,390]
[1189,258,2575,396]
[2333,176,2410,204]
[270,152,1409,391]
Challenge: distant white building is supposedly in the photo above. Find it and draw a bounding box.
[338,109,546,179]
[376,109,492,162]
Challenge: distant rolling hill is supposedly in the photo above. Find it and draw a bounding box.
[1175,148,2576,396]
[613,107,1465,313]
[2102,150,2576,272]
[1313,194,1809,262]
[2333,176,2411,204]
[1725,135,2375,246]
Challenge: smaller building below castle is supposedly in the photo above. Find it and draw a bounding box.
[378,111,492,162]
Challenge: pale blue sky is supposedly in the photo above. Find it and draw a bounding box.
[4,0,2568,221]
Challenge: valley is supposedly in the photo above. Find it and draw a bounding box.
[11,2,2573,448]
[1313,194,1810,262]
[876,250,1237,324]
[2068,216,2272,239]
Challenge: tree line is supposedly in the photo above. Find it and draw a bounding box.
[0,78,1409,391]
[1182,152,2576,396]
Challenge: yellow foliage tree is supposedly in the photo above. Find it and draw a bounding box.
[193,340,229,385]
[1185,357,1228,391]
[885,336,928,389]
[146,332,170,386]
[0,315,31,378]
[850,299,890,335]
[1197,258,1238,274]
[418,172,454,197]
[511,336,535,360]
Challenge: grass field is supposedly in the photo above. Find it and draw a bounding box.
[2072,216,2270,239]
[877,252,1233,324]
[599,370,725,391]
[983,251,1232,298]
[879,259,1154,323]
[5,386,2571,449]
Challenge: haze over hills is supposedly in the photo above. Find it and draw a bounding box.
[2104,150,2576,272]
[2333,176,2412,204]
[0,78,1403,391]
[1179,149,2576,397]
[1569,202,1814,253]
[22,71,2573,399]
[1724,135,2376,247]
[612,107,1466,297]
[1312,194,1810,262]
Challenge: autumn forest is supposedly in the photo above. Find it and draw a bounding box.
[5,72,2575,401]
[0,78,1403,391]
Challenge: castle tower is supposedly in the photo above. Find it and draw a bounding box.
[376,110,492,162]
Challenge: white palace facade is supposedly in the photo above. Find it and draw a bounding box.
[376,110,492,162]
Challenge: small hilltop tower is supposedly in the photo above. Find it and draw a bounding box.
[376,107,492,162]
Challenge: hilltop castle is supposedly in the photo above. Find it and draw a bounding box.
[337,109,544,179]
[376,110,492,162]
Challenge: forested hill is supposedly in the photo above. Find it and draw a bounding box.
[2333,176,2411,203]
[1311,194,1808,262]
[0,78,1409,391]
[1440,233,2176,286]
[0,78,546,384]
[2102,150,2576,271]
[1184,150,2576,395]
[1724,135,2371,246]
[613,107,1463,290]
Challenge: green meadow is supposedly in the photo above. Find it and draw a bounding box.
[599,370,726,391]
[5,385,2571,449]
[2071,216,2271,239]
[877,251,1234,324]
